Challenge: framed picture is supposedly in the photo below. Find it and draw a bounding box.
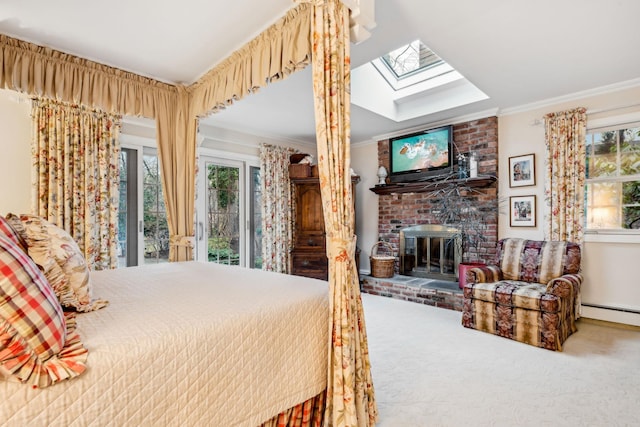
[510,195,536,227]
[509,153,535,187]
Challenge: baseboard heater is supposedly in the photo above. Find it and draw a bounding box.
[582,303,640,315]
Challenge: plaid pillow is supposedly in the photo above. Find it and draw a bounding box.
[0,215,27,253]
[8,214,108,312]
[0,234,88,388]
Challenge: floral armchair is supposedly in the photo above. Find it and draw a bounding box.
[462,238,582,351]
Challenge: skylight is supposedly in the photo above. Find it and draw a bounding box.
[381,40,443,80]
[350,39,490,126]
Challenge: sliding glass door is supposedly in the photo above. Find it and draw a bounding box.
[117,145,169,267]
[117,148,137,267]
[196,155,262,268]
[249,166,263,269]
[118,142,262,269]
[142,150,169,264]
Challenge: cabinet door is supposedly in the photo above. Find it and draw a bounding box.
[295,183,325,248]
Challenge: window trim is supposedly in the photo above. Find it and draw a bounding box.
[584,229,640,244]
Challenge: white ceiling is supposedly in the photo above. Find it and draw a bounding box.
[2,0,640,144]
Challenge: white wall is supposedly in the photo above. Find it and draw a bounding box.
[499,82,640,326]
[351,142,379,273]
[0,89,32,214]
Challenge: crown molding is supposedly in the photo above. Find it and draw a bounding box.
[122,116,155,129]
[370,108,499,142]
[351,138,378,148]
[198,122,314,151]
[500,78,640,116]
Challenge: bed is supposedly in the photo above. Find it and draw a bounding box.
[0,261,329,426]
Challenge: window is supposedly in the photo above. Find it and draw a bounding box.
[117,148,138,267]
[196,154,262,268]
[143,149,169,264]
[381,40,443,80]
[117,143,168,267]
[249,166,262,269]
[353,39,488,122]
[119,130,262,268]
[585,126,640,230]
[204,162,241,265]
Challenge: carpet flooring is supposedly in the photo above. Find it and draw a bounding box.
[362,293,640,427]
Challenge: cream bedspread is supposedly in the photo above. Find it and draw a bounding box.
[1,262,329,426]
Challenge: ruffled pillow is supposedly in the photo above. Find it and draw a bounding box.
[0,215,27,252]
[6,214,108,312]
[0,234,88,388]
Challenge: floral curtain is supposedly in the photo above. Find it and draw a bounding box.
[544,107,587,244]
[309,0,377,425]
[31,98,121,270]
[260,143,297,273]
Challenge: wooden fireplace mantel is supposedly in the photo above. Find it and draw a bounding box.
[369,175,497,195]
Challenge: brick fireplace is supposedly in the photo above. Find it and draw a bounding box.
[361,117,499,310]
[374,116,499,273]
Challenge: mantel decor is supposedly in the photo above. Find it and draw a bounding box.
[376,166,388,186]
[369,175,496,195]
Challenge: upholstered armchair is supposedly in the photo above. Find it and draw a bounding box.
[462,238,582,351]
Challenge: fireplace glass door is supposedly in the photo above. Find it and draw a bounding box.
[399,225,461,281]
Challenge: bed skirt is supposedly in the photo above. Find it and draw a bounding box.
[261,390,326,427]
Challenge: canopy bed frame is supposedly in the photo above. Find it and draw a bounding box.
[0,0,377,425]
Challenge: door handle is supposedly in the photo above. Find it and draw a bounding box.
[198,222,204,241]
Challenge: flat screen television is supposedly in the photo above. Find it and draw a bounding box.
[388,125,454,183]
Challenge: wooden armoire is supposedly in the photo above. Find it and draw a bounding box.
[290,175,359,280]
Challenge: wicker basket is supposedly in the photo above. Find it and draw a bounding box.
[370,241,395,278]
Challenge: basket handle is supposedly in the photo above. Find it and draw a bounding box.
[371,241,395,257]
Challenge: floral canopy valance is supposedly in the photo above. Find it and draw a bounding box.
[0,2,313,262]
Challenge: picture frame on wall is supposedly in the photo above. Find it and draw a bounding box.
[510,195,536,227]
[509,153,535,187]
